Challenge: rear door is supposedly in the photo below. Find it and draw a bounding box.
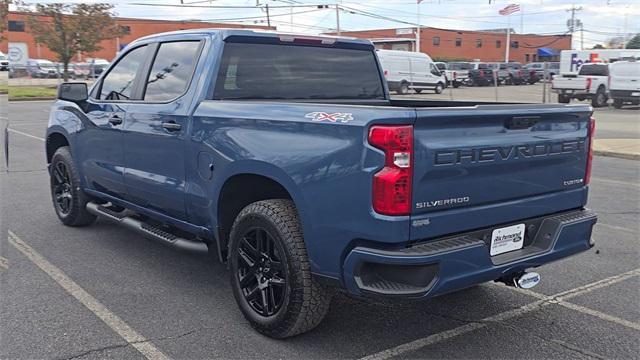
[122,38,204,220]
[410,105,592,239]
[610,62,640,91]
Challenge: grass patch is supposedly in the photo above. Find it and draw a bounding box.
[0,83,8,95]
[9,86,57,100]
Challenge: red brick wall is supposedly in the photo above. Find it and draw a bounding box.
[1,12,273,62]
[338,28,571,63]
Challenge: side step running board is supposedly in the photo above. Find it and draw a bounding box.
[86,202,208,254]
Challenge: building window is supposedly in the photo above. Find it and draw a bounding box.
[511,41,519,48]
[120,25,131,35]
[525,54,530,62]
[455,38,462,47]
[433,36,440,46]
[496,40,501,48]
[8,20,25,32]
[476,39,482,48]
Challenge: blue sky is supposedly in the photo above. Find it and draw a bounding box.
[16,0,640,48]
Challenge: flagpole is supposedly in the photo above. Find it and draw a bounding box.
[416,1,421,52]
[505,14,511,62]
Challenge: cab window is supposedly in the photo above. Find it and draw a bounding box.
[98,45,148,101]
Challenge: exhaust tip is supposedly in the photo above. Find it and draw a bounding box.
[515,272,541,289]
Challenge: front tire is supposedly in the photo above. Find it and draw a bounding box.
[434,82,444,94]
[50,147,97,226]
[398,82,409,95]
[229,199,332,338]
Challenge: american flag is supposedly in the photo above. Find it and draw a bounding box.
[499,4,520,15]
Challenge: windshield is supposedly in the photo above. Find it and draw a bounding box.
[435,63,446,70]
[0,55,6,60]
[214,43,385,100]
[578,64,608,76]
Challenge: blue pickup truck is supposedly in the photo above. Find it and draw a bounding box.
[48,29,597,338]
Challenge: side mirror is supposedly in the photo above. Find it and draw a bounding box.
[58,82,88,103]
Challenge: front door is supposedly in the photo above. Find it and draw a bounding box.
[123,40,203,220]
[77,44,150,199]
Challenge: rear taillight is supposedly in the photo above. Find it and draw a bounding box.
[369,125,413,216]
[586,77,592,91]
[585,116,595,185]
[383,69,388,77]
[453,71,457,80]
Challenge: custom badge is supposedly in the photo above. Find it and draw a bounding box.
[305,112,354,123]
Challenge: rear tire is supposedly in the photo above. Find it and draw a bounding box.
[229,199,332,338]
[613,99,624,109]
[591,87,608,108]
[558,94,570,104]
[453,81,460,88]
[49,147,97,227]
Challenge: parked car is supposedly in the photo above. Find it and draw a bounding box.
[49,29,597,339]
[377,49,446,94]
[552,63,610,107]
[493,62,534,85]
[26,59,61,78]
[435,61,469,88]
[0,51,9,71]
[85,58,110,78]
[468,62,496,86]
[608,60,640,108]
[70,62,92,79]
[524,62,559,80]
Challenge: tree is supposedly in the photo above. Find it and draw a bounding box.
[0,0,10,42]
[592,44,605,49]
[24,3,123,80]
[626,34,640,49]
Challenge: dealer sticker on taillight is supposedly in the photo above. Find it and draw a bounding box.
[490,223,525,256]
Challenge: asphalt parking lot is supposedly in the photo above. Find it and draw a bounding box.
[1,96,639,359]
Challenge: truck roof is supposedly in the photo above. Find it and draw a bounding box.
[134,28,373,47]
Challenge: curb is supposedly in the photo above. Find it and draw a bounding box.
[594,150,640,161]
[8,97,55,102]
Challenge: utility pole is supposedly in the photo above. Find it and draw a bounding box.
[266,3,271,27]
[566,5,583,50]
[580,23,584,50]
[416,0,422,52]
[336,4,340,36]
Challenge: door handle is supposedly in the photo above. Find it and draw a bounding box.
[162,121,182,131]
[108,115,123,125]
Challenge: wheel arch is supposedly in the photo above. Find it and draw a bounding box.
[46,131,70,164]
[214,165,308,264]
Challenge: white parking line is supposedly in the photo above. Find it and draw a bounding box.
[591,177,640,188]
[7,128,45,142]
[7,230,169,360]
[361,269,640,360]
[596,222,638,234]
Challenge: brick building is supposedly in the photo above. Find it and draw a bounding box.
[1,11,273,64]
[335,27,571,63]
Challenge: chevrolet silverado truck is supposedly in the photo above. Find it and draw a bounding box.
[552,63,610,107]
[47,29,597,339]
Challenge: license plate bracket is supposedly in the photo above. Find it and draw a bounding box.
[490,224,525,256]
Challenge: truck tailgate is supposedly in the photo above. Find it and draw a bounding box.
[410,105,592,240]
[553,75,587,89]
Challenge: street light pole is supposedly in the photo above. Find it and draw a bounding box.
[416,1,421,52]
[336,4,340,36]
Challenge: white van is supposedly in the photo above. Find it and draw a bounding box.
[376,49,446,95]
[608,60,640,108]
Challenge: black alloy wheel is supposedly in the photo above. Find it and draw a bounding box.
[52,161,73,215]
[236,227,287,317]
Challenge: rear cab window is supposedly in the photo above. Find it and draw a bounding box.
[578,64,609,76]
[213,42,385,100]
[143,41,202,102]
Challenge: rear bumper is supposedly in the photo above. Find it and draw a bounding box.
[342,209,596,298]
[610,90,640,101]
